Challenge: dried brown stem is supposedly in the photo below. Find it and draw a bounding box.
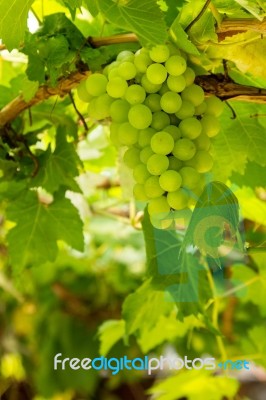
[217,18,266,41]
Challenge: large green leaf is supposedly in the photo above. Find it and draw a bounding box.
[231,161,266,189]
[6,190,84,268]
[96,0,167,46]
[0,0,33,50]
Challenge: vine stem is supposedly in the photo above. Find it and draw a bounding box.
[185,0,212,33]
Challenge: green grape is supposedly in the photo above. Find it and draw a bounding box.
[167,188,189,210]
[151,111,170,130]
[95,93,113,119]
[117,50,134,62]
[146,63,168,85]
[107,61,120,72]
[147,154,169,175]
[164,125,181,140]
[109,122,121,147]
[77,80,94,102]
[167,75,186,92]
[149,44,170,63]
[183,67,195,86]
[87,98,104,120]
[167,43,181,56]
[106,77,128,98]
[160,91,182,114]
[118,122,139,145]
[181,84,205,107]
[123,146,140,168]
[110,99,130,123]
[194,101,207,115]
[186,151,213,172]
[150,131,174,155]
[148,196,170,216]
[134,51,152,73]
[165,55,186,76]
[150,214,174,230]
[144,176,165,198]
[133,163,150,184]
[108,67,120,79]
[201,115,220,137]
[133,183,149,201]
[168,155,183,170]
[205,96,224,117]
[144,94,161,112]
[179,117,202,139]
[86,73,108,96]
[179,167,200,189]
[128,104,152,129]
[138,127,156,147]
[118,61,137,80]
[141,74,162,93]
[175,100,195,119]
[159,82,169,96]
[194,133,211,151]
[125,84,146,105]
[159,170,182,192]
[140,146,154,163]
[173,138,196,161]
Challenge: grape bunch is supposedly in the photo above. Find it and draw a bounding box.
[77,44,224,229]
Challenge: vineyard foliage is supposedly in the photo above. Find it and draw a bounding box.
[0,0,266,399]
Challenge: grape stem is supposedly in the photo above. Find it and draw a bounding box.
[185,0,212,33]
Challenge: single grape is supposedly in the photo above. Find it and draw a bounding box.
[118,122,139,145]
[133,183,149,201]
[128,104,152,129]
[106,77,128,98]
[181,84,205,107]
[86,73,108,96]
[150,214,174,230]
[110,99,130,123]
[140,146,154,163]
[151,111,170,130]
[138,127,156,147]
[108,67,120,79]
[179,167,200,189]
[167,75,186,92]
[77,80,94,102]
[141,74,162,93]
[201,115,220,137]
[183,67,195,86]
[164,125,181,140]
[205,96,224,116]
[118,61,137,80]
[87,98,104,120]
[125,84,146,105]
[149,44,170,63]
[186,151,213,172]
[179,117,202,139]
[194,133,211,151]
[95,93,113,119]
[194,101,207,115]
[167,188,189,210]
[150,131,174,155]
[117,50,134,62]
[148,196,170,216]
[144,176,165,198]
[165,55,186,76]
[144,94,161,112]
[123,147,140,168]
[147,154,169,175]
[160,91,182,114]
[173,138,196,161]
[134,51,152,73]
[159,170,182,192]
[146,63,167,85]
[133,163,151,184]
[168,156,183,170]
[175,100,195,119]
[109,122,121,147]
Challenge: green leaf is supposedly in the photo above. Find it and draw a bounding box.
[169,20,200,55]
[32,130,81,193]
[6,190,84,268]
[241,325,266,367]
[231,161,266,189]
[83,0,99,16]
[148,370,239,400]
[0,0,33,50]
[96,0,167,46]
[21,78,39,102]
[98,320,125,356]
[234,0,264,20]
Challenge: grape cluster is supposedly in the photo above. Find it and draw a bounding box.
[77,44,224,229]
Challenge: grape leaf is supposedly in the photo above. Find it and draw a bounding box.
[96,0,167,46]
[0,0,33,50]
[83,0,99,16]
[231,162,266,189]
[170,20,200,55]
[6,190,84,268]
[98,320,125,356]
[235,0,264,20]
